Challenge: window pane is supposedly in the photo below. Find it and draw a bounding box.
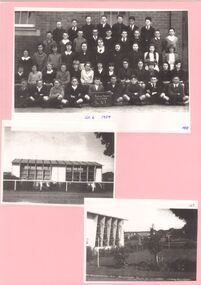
[36,170,43,180]
[88,166,94,181]
[73,171,80,181]
[66,167,72,181]
[15,11,36,25]
[81,166,87,181]
[15,12,20,24]
[21,12,29,24]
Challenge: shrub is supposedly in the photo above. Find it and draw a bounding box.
[113,247,129,268]
[86,246,94,262]
[169,259,196,272]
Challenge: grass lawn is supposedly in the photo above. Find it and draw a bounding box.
[86,248,196,281]
[3,190,113,204]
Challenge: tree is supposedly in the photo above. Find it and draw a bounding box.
[146,225,162,267]
[170,209,198,240]
[95,132,114,157]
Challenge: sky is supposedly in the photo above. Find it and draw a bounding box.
[3,127,114,173]
[85,199,191,232]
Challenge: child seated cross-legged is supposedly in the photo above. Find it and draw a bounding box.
[64,77,89,107]
[145,75,169,104]
[31,79,48,107]
[106,75,124,105]
[43,79,65,108]
[123,75,147,105]
[89,76,104,98]
[167,75,189,105]
[15,79,31,108]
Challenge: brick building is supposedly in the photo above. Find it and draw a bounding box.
[15,10,188,70]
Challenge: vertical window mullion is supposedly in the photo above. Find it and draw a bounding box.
[26,12,29,25]
[19,11,22,24]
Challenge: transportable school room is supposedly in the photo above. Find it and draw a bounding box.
[12,159,103,183]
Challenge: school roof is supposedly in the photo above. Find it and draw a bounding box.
[87,211,127,221]
[12,159,102,167]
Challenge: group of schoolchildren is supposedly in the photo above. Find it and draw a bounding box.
[15,14,189,108]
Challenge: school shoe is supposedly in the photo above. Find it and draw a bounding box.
[183,96,189,105]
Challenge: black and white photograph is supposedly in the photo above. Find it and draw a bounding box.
[2,124,115,205]
[85,199,198,281]
[14,9,189,133]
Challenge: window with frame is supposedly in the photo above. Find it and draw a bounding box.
[66,166,73,181]
[20,164,29,179]
[73,166,80,181]
[88,166,95,181]
[81,166,87,181]
[15,11,36,29]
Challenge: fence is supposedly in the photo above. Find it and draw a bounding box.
[3,179,113,193]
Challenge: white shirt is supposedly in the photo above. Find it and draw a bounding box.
[62,39,69,45]
[37,86,43,91]
[21,56,31,61]
[97,46,105,53]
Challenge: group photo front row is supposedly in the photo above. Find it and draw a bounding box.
[15,14,189,108]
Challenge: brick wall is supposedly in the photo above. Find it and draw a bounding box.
[15,11,188,70]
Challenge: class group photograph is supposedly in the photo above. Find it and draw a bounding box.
[14,9,190,132]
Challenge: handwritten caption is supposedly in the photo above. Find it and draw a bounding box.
[84,114,111,120]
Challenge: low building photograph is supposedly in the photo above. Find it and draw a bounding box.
[85,198,198,282]
[2,125,115,205]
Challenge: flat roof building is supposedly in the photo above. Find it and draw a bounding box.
[12,159,102,183]
[86,211,125,249]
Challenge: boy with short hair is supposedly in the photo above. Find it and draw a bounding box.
[31,79,48,106]
[82,16,95,42]
[145,75,168,104]
[43,31,57,55]
[68,19,79,42]
[141,17,155,52]
[53,21,65,45]
[65,77,87,107]
[117,59,133,84]
[73,30,87,53]
[44,79,65,108]
[167,75,189,105]
[127,16,139,39]
[112,14,128,42]
[15,79,31,108]
[56,64,71,88]
[124,75,146,105]
[106,75,124,104]
[97,15,111,39]
[47,45,62,71]
[32,43,47,71]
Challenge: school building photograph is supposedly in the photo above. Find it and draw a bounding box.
[14,9,189,133]
[2,126,115,204]
[85,199,197,282]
